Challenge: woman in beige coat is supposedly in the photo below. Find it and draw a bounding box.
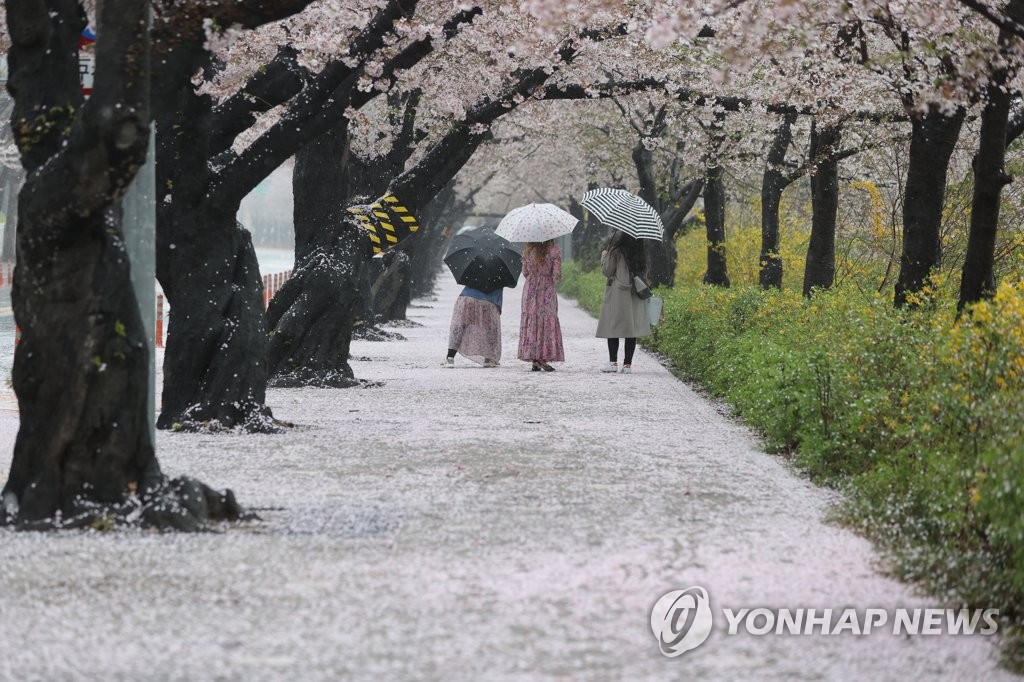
[596,232,651,374]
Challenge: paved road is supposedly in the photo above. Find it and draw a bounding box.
[0,277,1013,680]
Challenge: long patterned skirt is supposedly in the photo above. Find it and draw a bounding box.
[448,295,502,364]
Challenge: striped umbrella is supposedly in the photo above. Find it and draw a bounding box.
[580,188,664,241]
[348,193,420,254]
[494,203,578,243]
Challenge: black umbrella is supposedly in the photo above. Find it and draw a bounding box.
[443,228,522,293]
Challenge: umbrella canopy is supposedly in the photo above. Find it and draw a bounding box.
[494,203,578,243]
[580,188,664,241]
[444,229,522,293]
[348,193,420,255]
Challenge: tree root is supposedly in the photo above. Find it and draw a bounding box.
[268,369,383,389]
[1,476,257,533]
[379,318,423,328]
[352,325,406,342]
[163,403,284,434]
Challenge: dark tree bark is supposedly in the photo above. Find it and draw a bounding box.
[151,0,428,429]
[803,122,843,297]
[894,106,966,307]
[614,100,701,288]
[958,92,1011,310]
[345,89,424,202]
[397,172,490,303]
[570,188,606,272]
[2,0,241,530]
[702,164,729,287]
[404,180,460,299]
[637,140,703,288]
[702,110,729,287]
[759,113,797,289]
[266,121,370,388]
[644,177,703,288]
[370,250,412,321]
[958,1,1024,312]
[351,89,424,325]
[263,15,479,388]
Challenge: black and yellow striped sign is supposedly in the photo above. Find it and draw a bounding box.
[348,194,420,255]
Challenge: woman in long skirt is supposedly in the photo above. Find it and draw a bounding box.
[443,286,503,368]
[517,240,564,371]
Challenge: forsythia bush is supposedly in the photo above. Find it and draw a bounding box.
[560,261,1024,631]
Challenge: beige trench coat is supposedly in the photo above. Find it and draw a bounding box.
[595,248,652,339]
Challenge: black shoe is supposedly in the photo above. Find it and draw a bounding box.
[531,361,542,372]
[540,362,555,372]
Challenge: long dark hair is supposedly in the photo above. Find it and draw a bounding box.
[608,231,646,278]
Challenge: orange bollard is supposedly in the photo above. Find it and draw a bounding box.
[15,325,20,346]
[263,274,270,310]
[155,294,164,348]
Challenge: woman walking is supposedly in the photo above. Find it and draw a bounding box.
[443,286,504,368]
[518,239,564,371]
[596,232,651,374]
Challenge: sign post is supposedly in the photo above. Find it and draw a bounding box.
[81,24,157,440]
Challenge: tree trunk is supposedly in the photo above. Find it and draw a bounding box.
[406,180,460,298]
[894,106,966,307]
[803,123,842,297]
[3,0,242,529]
[703,164,729,287]
[958,9,1021,312]
[370,250,412,322]
[570,190,606,272]
[646,178,703,288]
[155,96,276,431]
[760,113,796,289]
[157,211,275,430]
[150,1,419,427]
[266,124,371,387]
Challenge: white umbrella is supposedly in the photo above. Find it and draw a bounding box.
[580,188,664,241]
[494,203,578,243]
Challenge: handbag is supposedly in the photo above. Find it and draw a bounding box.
[632,275,653,300]
[647,296,664,327]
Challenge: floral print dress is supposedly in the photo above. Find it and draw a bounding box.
[517,244,564,363]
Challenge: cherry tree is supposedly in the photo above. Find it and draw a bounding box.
[151,0,487,427]
[959,0,1024,310]
[2,0,242,530]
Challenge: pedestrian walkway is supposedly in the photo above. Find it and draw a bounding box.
[0,278,1013,680]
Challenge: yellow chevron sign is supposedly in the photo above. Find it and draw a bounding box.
[348,194,420,254]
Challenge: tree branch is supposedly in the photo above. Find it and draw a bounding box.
[184,0,326,31]
[210,0,475,207]
[209,45,309,156]
[955,0,1024,41]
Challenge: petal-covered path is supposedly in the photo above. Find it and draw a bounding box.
[0,278,1014,680]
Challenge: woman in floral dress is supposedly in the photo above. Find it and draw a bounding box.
[517,240,564,371]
